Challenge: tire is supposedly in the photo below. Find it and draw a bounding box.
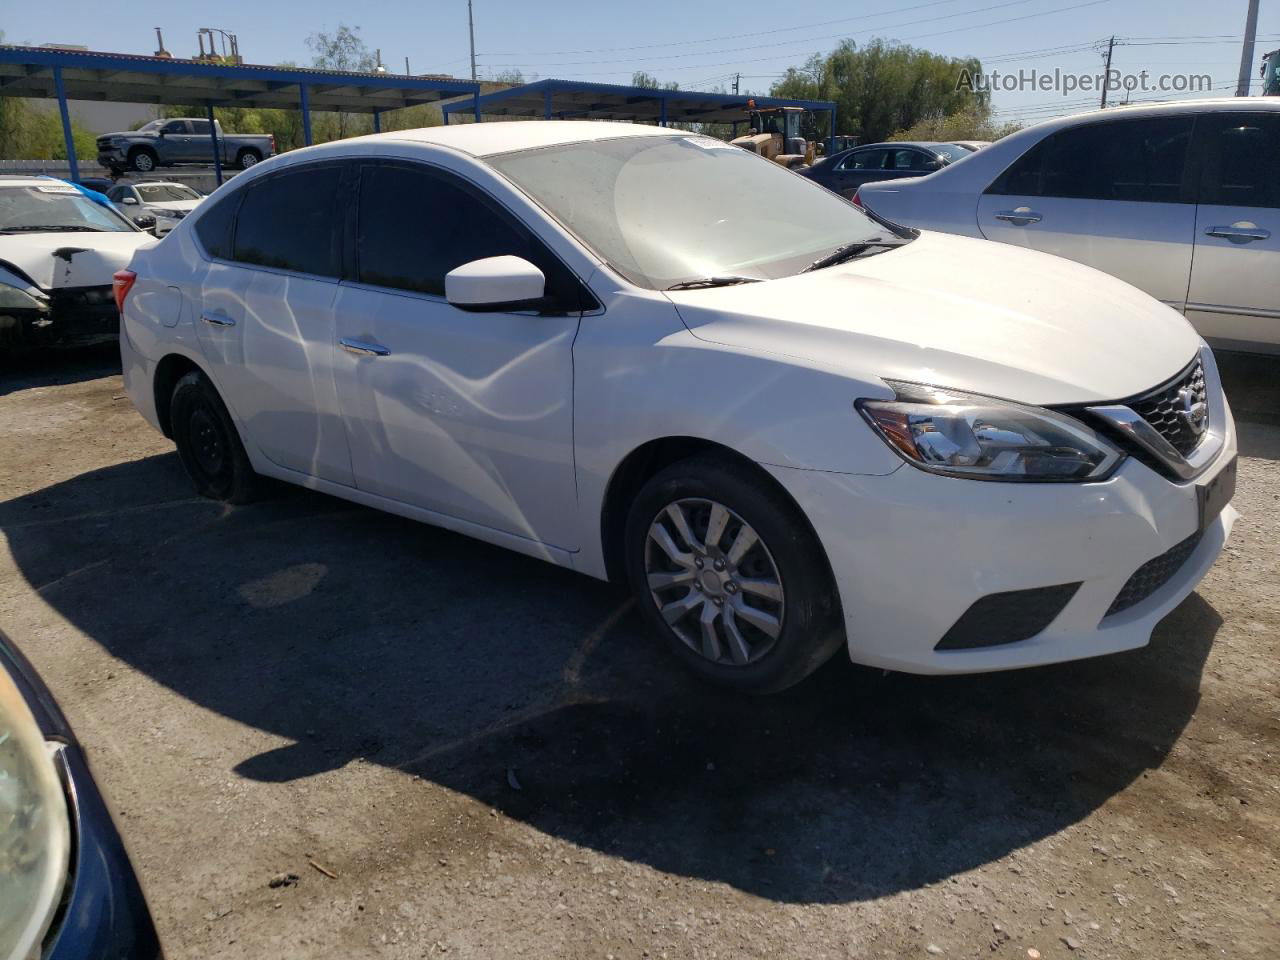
[236,149,261,170]
[169,371,259,504]
[128,148,157,174]
[624,453,844,694]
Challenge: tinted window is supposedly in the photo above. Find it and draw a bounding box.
[233,165,343,276]
[194,190,240,259]
[840,148,888,171]
[106,186,128,201]
[190,120,212,135]
[889,149,935,171]
[162,120,187,134]
[356,162,585,309]
[1200,114,1280,209]
[989,117,1194,203]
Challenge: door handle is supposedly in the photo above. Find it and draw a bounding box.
[1205,225,1270,242]
[339,337,390,357]
[995,208,1043,225]
[200,311,235,326]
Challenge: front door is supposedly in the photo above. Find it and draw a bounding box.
[332,160,583,549]
[977,115,1198,309]
[1186,111,1280,349]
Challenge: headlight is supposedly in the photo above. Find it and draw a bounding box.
[150,208,182,219]
[0,672,71,960]
[858,380,1123,482]
[0,283,48,313]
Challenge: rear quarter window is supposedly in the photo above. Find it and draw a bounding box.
[194,190,240,260]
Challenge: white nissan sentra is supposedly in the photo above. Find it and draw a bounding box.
[117,121,1238,693]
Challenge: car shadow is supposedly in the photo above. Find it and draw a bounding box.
[2,452,1223,904]
[0,343,122,397]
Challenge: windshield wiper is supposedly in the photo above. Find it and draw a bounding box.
[666,276,761,291]
[803,239,908,272]
[0,225,111,233]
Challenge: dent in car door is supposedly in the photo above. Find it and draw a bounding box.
[193,162,354,485]
[976,116,1197,309]
[332,160,582,549]
[1185,112,1280,348]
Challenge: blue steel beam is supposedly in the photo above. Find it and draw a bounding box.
[52,66,77,182]
[299,84,313,145]
[207,103,223,187]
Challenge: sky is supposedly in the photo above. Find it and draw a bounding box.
[5,0,1280,124]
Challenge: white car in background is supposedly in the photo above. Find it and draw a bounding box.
[106,180,204,237]
[0,176,150,349]
[855,99,1280,354]
[118,122,1236,693]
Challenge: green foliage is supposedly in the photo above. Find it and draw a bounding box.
[889,105,1022,143]
[772,39,991,144]
[632,71,679,91]
[0,97,96,161]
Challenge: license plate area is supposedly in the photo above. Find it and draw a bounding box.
[1197,455,1237,532]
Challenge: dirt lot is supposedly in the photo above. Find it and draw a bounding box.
[1,346,1277,960]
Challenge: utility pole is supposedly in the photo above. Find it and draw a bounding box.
[1099,35,1115,109]
[468,0,477,81]
[1236,0,1261,96]
[733,73,740,95]
[405,57,411,75]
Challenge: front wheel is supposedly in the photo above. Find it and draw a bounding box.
[169,371,259,503]
[128,149,157,173]
[625,455,844,694]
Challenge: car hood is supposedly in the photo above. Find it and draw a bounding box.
[666,231,1202,406]
[0,232,152,290]
[142,198,202,213]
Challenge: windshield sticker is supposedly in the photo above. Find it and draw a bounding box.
[682,137,738,151]
[34,184,81,194]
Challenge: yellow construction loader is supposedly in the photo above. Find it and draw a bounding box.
[730,102,816,169]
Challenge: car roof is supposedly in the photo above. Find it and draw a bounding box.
[313,120,683,159]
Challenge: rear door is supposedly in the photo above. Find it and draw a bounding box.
[192,160,354,485]
[1185,111,1280,349]
[977,115,1198,309]
[187,119,216,164]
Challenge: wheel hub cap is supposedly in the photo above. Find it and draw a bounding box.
[644,498,785,667]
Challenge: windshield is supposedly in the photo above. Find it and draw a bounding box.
[136,120,163,133]
[487,135,906,290]
[0,185,136,233]
[137,183,200,203]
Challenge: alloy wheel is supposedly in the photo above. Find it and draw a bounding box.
[644,498,784,666]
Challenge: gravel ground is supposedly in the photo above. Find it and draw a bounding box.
[1,346,1277,960]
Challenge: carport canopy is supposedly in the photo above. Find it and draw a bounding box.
[442,78,836,148]
[0,45,482,182]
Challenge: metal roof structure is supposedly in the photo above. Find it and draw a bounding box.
[441,78,836,134]
[0,45,481,182]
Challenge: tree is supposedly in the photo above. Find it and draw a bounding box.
[772,39,989,144]
[889,105,1022,143]
[307,25,377,138]
[631,71,679,91]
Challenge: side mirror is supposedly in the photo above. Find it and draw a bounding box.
[121,196,138,205]
[445,255,546,312]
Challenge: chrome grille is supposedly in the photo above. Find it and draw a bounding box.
[1129,358,1208,457]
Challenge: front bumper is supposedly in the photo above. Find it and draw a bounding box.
[767,392,1238,675]
[0,285,118,348]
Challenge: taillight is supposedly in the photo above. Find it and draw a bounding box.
[269,134,276,153]
[850,189,864,209]
[112,269,137,313]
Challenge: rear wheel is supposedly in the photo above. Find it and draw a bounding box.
[236,149,261,170]
[625,455,843,694]
[169,371,259,503]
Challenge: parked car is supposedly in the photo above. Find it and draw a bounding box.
[855,100,1280,354]
[0,630,161,959]
[107,181,204,237]
[802,141,973,197]
[0,177,151,349]
[118,122,1236,692]
[74,176,117,195]
[97,118,275,175]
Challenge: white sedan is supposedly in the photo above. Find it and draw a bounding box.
[855,99,1280,355]
[106,181,204,236]
[117,121,1237,692]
